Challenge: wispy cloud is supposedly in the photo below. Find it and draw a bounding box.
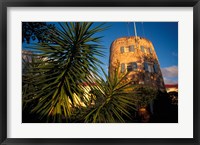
[161,66,178,84]
[161,65,178,78]
[163,77,178,84]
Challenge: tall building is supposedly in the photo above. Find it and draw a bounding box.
[109,36,165,91]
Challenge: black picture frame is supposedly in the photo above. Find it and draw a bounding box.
[0,0,199,145]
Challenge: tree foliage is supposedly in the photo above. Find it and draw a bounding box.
[132,85,158,107]
[22,22,56,44]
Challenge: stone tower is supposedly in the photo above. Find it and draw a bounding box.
[109,36,165,91]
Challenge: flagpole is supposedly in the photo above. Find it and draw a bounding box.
[134,22,137,37]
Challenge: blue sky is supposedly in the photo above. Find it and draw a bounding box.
[23,22,178,84]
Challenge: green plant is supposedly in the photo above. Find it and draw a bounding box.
[22,22,108,122]
[83,68,138,123]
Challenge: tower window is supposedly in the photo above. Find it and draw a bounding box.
[144,62,154,72]
[148,65,151,72]
[140,46,145,52]
[144,62,148,71]
[127,64,132,72]
[148,65,154,72]
[129,45,134,52]
[133,62,138,70]
[127,62,137,72]
[120,46,124,53]
[153,64,159,73]
[121,63,125,73]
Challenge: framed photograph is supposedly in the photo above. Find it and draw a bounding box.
[0,0,199,145]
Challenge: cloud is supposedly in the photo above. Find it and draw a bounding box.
[161,65,178,78]
[161,66,178,84]
[163,77,178,84]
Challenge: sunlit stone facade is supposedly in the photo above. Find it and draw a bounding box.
[109,36,165,91]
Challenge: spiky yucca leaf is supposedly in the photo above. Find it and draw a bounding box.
[84,67,138,123]
[22,22,107,122]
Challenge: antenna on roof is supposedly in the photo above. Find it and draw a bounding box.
[134,22,137,37]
